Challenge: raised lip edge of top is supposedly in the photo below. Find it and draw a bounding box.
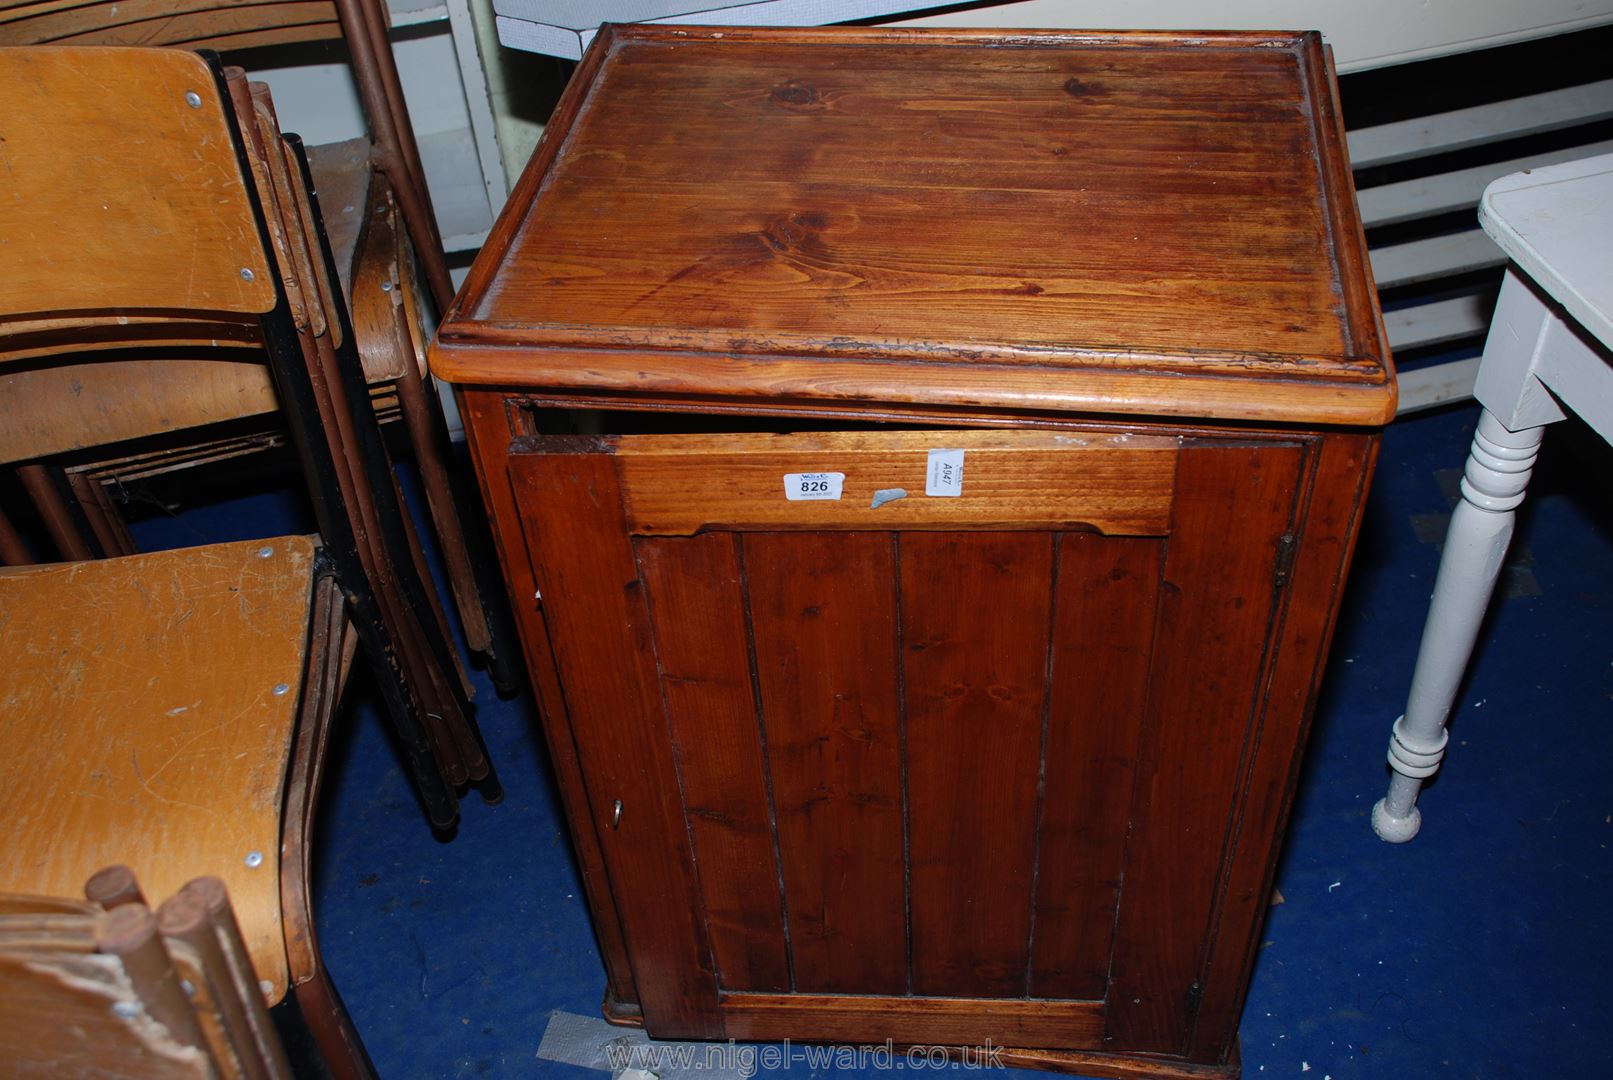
[432,24,1396,427]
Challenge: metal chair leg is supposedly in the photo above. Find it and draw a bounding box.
[0,504,33,565]
[17,463,95,560]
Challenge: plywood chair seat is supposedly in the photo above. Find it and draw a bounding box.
[0,537,372,1075]
[0,536,316,999]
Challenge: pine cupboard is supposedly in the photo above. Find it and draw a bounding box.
[432,25,1394,1078]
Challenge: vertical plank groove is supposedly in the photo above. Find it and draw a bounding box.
[633,537,721,993]
[746,532,908,995]
[902,532,1055,998]
[735,536,798,995]
[636,533,791,992]
[892,532,914,997]
[1102,538,1170,999]
[1030,533,1165,1001]
[1023,532,1064,998]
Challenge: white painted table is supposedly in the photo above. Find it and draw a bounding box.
[1373,153,1613,842]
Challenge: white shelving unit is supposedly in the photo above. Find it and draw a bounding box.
[249,0,509,259]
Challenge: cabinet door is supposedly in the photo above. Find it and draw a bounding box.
[507,428,1304,1055]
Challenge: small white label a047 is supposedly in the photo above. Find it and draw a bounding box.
[784,472,845,501]
[925,449,964,497]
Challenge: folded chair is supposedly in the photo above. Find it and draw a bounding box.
[0,538,371,1077]
[0,9,519,696]
[0,45,497,827]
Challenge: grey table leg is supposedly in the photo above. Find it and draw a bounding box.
[1373,410,1544,842]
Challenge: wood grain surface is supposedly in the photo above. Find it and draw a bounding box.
[635,532,791,993]
[0,949,213,1078]
[507,449,720,1035]
[604,429,1177,536]
[0,537,315,1001]
[495,425,1373,1063]
[0,47,274,321]
[721,991,1103,1049]
[744,531,908,996]
[901,532,1052,998]
[1105,443,1304,1055]
[456,389,641,1009]
[444,24,1392,1064]
[0,0,347,52]
[434,26,1393,426]
[0,357,279,464]
[1187,433,1377,1061]
[1030,533,1162,1001]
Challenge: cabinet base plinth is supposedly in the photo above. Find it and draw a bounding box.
[596,995,1239,1080]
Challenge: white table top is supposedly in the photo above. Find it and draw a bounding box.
[1480,152,1613,348]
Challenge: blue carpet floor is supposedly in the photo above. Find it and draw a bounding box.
[128,401,1613,1079]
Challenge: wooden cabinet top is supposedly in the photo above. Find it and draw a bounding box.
[433,25,1395,427]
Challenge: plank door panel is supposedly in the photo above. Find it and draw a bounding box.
[506,429,1304,1056]
[1030,533,1165,1000]
[901,532,1054,998]
[635,532,791,992]
[1105,442,1305,1055]
[743,531,908,996]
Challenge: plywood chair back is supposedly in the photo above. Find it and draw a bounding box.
[0,45,508,692]
[0,0,456,310]
[0,47,275,332]
[0,127,403,468]
[0,0,344,51]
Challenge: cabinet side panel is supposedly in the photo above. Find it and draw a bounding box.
[635,533,792,993]
[459,391,639,1008]
[1105,443,1304,1056]
[900,531,1055,998]
[1030,533,1165,1000]
[743,532,908,995]
[509,449,720,1035]
[1190,433,1378,1060]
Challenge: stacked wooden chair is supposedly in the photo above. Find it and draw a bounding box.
[0,45,496,827]
[0,538,369,1076]
[0,0,519,700]
[0,0,454,311]
[1,875,312,1077]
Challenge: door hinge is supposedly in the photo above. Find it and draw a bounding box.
[1273,533,1298,590]
[1185,979,1203,1020]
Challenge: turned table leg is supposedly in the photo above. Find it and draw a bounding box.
[1372,410,1544,842]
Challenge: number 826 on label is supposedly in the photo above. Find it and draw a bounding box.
[783,472,845,502]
